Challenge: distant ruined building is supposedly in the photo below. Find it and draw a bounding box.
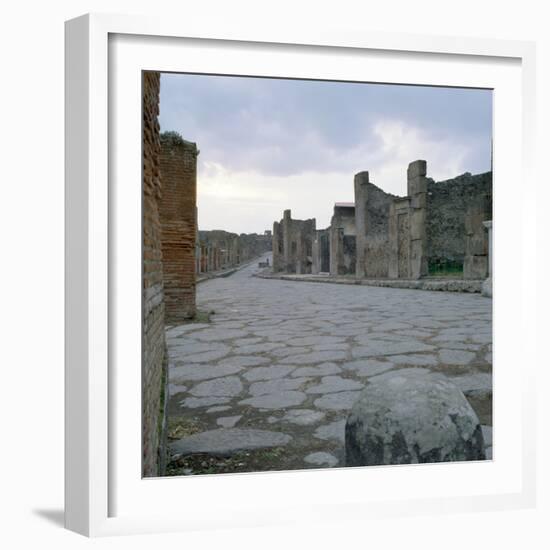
[197,230,271,274]
[272,160,492,280]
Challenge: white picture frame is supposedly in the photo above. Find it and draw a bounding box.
[65,13,537,537]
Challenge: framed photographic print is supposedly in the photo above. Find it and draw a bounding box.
[65,13,537,536]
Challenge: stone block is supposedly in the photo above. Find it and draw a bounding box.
[407,159,427,180]
[345,370,485,466]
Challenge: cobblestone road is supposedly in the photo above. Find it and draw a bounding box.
[166,254,492,473]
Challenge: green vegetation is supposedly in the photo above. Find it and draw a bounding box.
[428,259,463,277]
[166,447,289,476]
[160,130,186,147]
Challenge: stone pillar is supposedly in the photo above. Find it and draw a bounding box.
[388,201,398,279]
[330,225,344,276]
[482,221,492,297]
[296,229,303,274]
[195,243,201,274]
[283,209,292,272]
[407,160,428,279]
[463,202,490,279]
[272,221,281,272]
[312,232,320,275]
[354,171,369,278]
[388,197,412,279]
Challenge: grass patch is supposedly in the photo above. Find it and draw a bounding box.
[428,259,463,277]
[167,416,203,441]
[166,447,290,476]
[179,309,214,324]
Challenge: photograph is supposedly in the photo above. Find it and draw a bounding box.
[142,70,493,478]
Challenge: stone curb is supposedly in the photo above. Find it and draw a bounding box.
[253,272,483,294]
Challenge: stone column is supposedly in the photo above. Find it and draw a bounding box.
[296,228,303,274]
[195,243,201,274]
[388,201,398,278]
[482,221,492,297]
[407,160,428,279]
[330,225,344,276]
[354,171,369,278]
[283,209,292,273]
[272,221,280,271]
[312,232,320,275]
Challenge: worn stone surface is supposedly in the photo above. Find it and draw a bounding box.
[291,363,341,377]
[170,363,243,382]
[216,415,242,428]
[314,419,346,443]
[243,365,296,382]
[239,391,307,409]
[390,354,438,366]
[314,391,362,411]
[341,359,394,377]
[279,350,348,364]
[451,373,492,397]
[180,396,231,409]
[439,349,476,365]
[170,428,292,457]
[345,370,485,466]
[249,377,310,396]
[190,376,243,397]
[304,452,339,467]
[282,409,326,426]
[306,376,363,394]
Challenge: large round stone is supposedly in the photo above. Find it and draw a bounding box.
[345,370,485,466]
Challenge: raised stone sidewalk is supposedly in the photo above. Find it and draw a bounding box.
[255,271,484,293]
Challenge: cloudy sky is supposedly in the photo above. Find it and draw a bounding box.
[159,73,492,234]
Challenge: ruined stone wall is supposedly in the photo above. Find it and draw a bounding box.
[142,71,166,478]
[463,196,492,279]
[355,173,395,279]
[159,133,198,322]
[387,160,429,279]
[426,172,492,270]
[274,163,491,282]
[272,210,316,274]
[330,205,355,275]
[272,221,284,272]
[364,182,394,278]
[312,229,330,274]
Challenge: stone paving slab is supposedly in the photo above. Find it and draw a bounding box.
[239,391,307,409]
[170,428,292,457]
[304,452,339,467]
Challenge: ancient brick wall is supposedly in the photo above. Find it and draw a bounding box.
[142,71,166,477]
[159,133,198,322]
[426,171,492,270]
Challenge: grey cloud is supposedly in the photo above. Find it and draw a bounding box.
[159,73,492,178]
